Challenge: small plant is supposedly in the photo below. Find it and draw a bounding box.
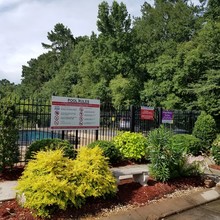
[113,131,148,161]
[25,138,76,161]
[211,134,220,165]
[171,134,202,156]
[87,140,122,165]
[147,125,174,182]
[192,111,217,153]
[16,147,117,218]
[0,99,20,171]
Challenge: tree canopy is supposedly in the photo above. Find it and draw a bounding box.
[1,0,219,124]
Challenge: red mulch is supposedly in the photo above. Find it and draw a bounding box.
[1,163,217,220]
[209,164,220,171]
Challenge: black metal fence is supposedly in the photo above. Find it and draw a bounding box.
[10,99,199,163]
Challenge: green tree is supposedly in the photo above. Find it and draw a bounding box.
[109,74,140,108]
[21,23,76,99]
[42,23,75,54]
[0,99,19,171]
[173,21,220,119]
[204,0,220,21]
[21,52,59,98]
[0,79,16,99]
[192,111,217,152]
[96,1,134,82]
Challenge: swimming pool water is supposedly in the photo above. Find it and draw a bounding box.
[19,130,61,143]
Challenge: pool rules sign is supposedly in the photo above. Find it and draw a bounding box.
[50,96,100,130]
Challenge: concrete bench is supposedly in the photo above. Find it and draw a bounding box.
[111,165,149,186]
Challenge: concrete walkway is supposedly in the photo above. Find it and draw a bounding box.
[99,186,220,220]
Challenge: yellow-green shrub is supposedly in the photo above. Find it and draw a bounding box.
[16,147,116,218]
[73,146,117,199]
[113,131,148,160]
[16,150,76,217]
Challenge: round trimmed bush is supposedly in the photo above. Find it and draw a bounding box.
[171,134,202,156]
[192,111,217,153]
[87,140,122,165]
[25,138,76,161]
[113,131,148,161]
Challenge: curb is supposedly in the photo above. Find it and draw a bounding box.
[99,186,220,220]
[0,181,17,202]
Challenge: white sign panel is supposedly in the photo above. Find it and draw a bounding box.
[50,96,100,130]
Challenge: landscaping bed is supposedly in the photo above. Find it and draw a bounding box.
[0,165,208,220]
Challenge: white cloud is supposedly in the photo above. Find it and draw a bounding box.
[0,0,202,84]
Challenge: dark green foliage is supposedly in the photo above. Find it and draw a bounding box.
[147,126,173,182]
[25,138,76,161]
[0,79,16,98]
[192,111,217,152]
[87,140,122,165]
[147,126,200,182]
[5,1,219,126]
[42,23,75,53]
[171,134,203,156]
[0,99,20,171]
[211,134,220,165]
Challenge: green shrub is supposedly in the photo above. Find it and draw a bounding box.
[25,138,76,161]
[113,131,148,161]
[147,125,200,182]
[16,147,116,218]
[147,126,174,182]
[171,134,202,156]
[192,111,217,153]
[87,140,122,165]
[211,134,220,165]
[0,99,20,171]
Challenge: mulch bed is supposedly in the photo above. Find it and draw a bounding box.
[209,164,220,171]
[1,162,220,219]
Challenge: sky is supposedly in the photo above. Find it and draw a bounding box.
[0,0,201,85]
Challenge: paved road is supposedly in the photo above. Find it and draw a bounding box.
[164,199,220,220]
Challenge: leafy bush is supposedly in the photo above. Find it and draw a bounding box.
[192,111,217,153]
[171,134,202,156]
[25,138,76,161]
[211,134,220,165]
[16,147,116,218]
[147,126,200,182]
[113,131,148,161]
[0,99,19,171]
[17,150,76,217]
[87,140,122,165]
[147,125,174,182]
[73,146,117,200]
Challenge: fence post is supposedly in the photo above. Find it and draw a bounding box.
[130,105,135,132]
[95,130,99,141]
[157,107,163,128]
[75,130,79,149]
[61,130,65,140]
